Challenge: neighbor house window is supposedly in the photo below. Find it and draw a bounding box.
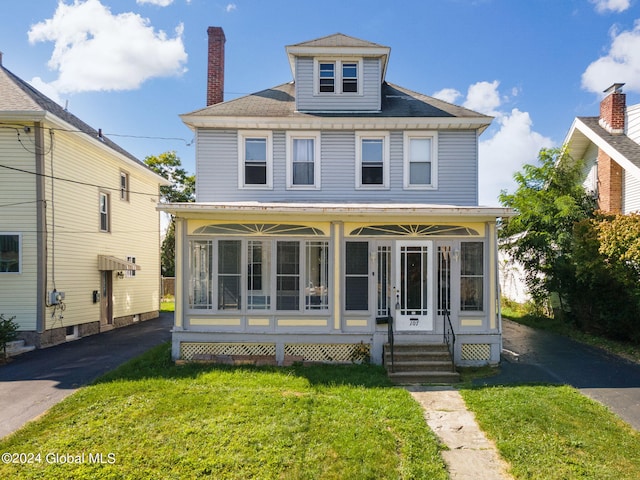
[126,256,136,278]
[120,172,129,201]
[239,131,272,188]
[316,59,362,95]
[99,192,110,232]
[460,242,484,311]
[356,132,389,188]
[345,241,369,310]
[286,131,321,189]
[0,233,21,273]
[403,132,438,189]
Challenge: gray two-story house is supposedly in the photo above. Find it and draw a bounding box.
[161,29,511,378]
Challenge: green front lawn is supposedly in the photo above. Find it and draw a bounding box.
[0,344,447,480]
[462,385,640,479]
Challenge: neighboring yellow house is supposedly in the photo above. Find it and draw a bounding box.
[0,54,169,348]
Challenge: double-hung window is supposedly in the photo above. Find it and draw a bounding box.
[120,171,129,201]
[99,192,110,232]
[286,131,321,189]
[0,233,21,273]
[316,59,362,95]
[356,132,389,189]
[403,132,438,189]
[239,131,272,188]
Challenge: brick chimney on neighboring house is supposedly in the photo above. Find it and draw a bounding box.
[207,26,225,106]
[597,83,626,213]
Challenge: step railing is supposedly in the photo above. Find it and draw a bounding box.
[443,310,456,372]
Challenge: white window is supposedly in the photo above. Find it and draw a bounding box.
[460,242,484,312]
[0,233,21,273]
[286,131,321,189]
[315,59,362,95]
[403,132,438,189]
[120,171,129,201]
[238,131,273,189]
[126,256,136,278]
[99,192,110,232]
[356,132,390,189]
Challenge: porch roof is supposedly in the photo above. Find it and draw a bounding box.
[158,201,513,221]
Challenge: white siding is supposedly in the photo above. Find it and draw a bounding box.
[40,129,162,330]
[627,104,640,144]
[581,142,599,195]
[195,129,480,205]
[623,170,640,213]
[0,127,38,330]
[295,57,381,112]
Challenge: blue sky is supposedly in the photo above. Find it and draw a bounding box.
[1,0,639,205]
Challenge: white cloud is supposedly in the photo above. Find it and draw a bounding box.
[582,21,640,94]
[479,109,553,205]
[463,80,501,116]
[137,0,174,6]
[432,87,461,104]
[30,76,63,105]
[225,3,237,12]
[27,0,187,97]
[589,0,630,13]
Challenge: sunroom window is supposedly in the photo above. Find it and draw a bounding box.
[460,242,484,311]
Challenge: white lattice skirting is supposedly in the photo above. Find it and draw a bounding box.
[285,343,370,363]
[179,342,370,364]
[181,342,276,360]
[461,343,491,361]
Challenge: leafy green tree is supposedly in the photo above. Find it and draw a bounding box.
[144,151,195,277]
[499,147,597,313]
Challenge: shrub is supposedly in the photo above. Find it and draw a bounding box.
[0,314,19,360]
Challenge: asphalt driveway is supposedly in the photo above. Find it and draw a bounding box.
[0,312,172,439]
[475,319,640,431]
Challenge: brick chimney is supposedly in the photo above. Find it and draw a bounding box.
[599,83,625,134]
[597,83,626,213]
[207,26,225,106]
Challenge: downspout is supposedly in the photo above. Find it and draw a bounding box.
[34,122,46,336]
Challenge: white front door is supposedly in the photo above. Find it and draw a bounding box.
[395,241,433,331]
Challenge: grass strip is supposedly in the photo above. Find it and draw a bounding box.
[461,384,640,479]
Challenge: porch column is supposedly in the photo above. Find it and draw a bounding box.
[174,217,185,329]
[488,221,498,330]
[332,221,343,330]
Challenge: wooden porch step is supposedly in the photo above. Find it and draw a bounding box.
[384,343,459,384]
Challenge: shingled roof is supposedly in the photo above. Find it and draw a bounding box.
[183,81,491,121]
[0,63,145,168]
[286,32,387,49]
[575,116,640,171]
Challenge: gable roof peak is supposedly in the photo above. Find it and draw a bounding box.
[287,32,388,49]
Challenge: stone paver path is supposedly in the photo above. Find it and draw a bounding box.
[407,386,513,480]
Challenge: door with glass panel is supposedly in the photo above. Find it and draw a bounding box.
[394,241,433,331]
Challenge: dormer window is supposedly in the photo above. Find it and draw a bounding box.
[315,59,362,95]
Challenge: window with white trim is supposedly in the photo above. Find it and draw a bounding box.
[126,256,136,278]
[345,241,369,311]
[286,131,321,189]
[403,132,438,189]
[0,233,21,273]
[356,132,389,189]
[120,171,129,201]
[460,242,484,311]
[315,59,362,95]
[188,238,329,312]
[99,192,110,232]
[238,131,272,188]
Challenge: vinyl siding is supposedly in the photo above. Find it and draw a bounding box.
[0,127,38,330]
[40,128,163,330]
[623,170,640,213]
[295,57,381,112]
[196,128,479,205]
[627,104,640,144]
[582,142,599,195]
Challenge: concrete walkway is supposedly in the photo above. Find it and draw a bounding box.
[0,312,172,439]
[407,386,513,480]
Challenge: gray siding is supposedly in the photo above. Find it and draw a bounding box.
[295,57,381,112]
[196,128,479,205]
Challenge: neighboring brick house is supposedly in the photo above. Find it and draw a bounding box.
[160,28,512,376]
[566,83,640,214]
[0,53,169,349]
